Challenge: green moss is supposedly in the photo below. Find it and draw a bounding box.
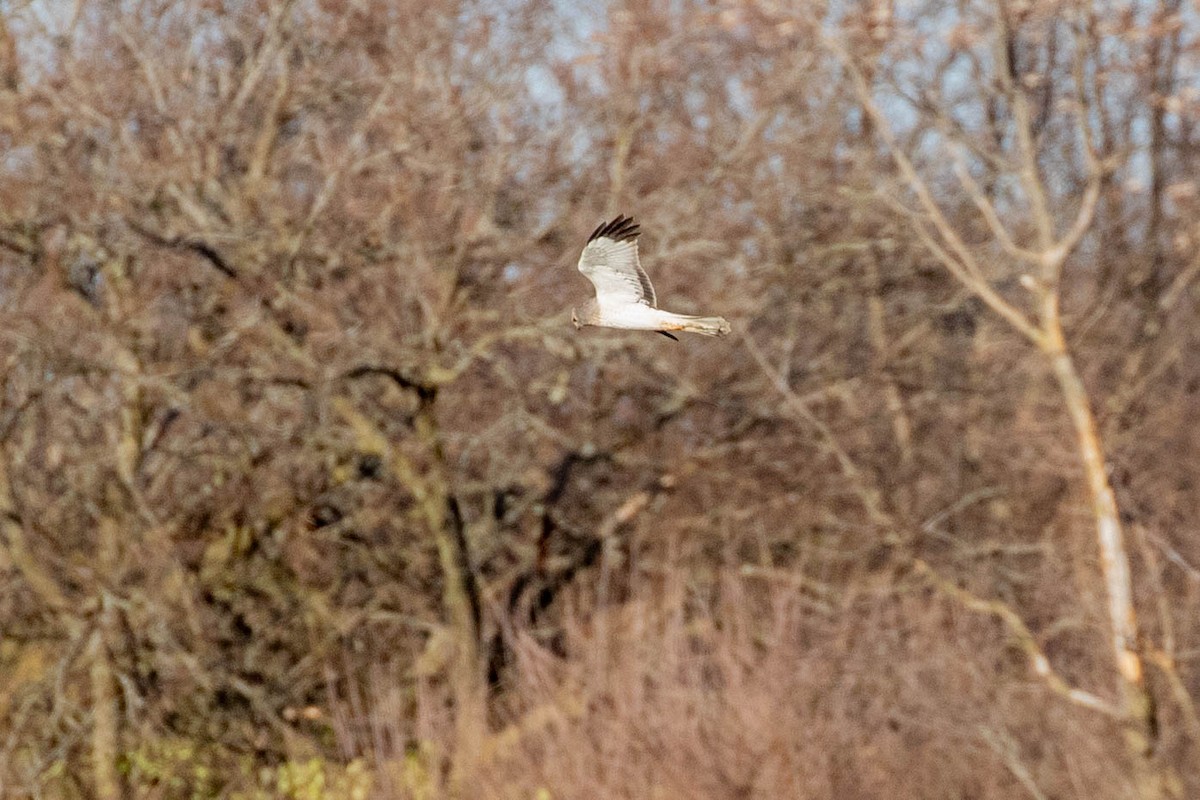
[121,740,369,800]
[269,758,372,800]
[120,738,219,800]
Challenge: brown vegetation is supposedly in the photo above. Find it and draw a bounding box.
[0,1,1197,798]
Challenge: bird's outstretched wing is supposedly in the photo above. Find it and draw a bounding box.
[577,215,657,309]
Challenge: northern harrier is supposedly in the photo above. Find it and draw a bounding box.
[571,215,731,340]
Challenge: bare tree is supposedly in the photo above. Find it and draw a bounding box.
[1,1,1197,798]
[827,2,1198,796]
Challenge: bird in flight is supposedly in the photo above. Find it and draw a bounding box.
[571,215,731,340]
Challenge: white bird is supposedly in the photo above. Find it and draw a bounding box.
[571,215,731,340]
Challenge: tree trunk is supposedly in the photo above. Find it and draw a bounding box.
[1042,325,1162,800]
[412,402,486,785]
[89,621,121,800]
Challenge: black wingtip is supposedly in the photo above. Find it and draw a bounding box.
[657,330,679,341]
[587,214,640,244]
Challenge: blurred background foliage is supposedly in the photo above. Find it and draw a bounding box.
[0,0,1198,797]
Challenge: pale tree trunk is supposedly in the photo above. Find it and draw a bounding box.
[1040,318,1162,800]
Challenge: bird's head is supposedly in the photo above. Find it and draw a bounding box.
[571,308,582,330]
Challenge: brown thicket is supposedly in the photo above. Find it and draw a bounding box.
[0,2,1197,799]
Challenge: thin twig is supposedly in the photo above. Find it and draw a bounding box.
[741,329,890,526]
[913,559,1121,718]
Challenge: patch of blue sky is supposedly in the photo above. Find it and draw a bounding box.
[1,142,35,175]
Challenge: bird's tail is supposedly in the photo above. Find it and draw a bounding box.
[674,315,732,337]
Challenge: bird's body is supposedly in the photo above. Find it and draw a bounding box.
[573,296,731,335]
[571,216,731,339]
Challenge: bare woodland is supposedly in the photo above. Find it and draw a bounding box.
[0,0,1198,798]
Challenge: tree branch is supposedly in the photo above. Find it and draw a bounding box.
[912,559,1121,718]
